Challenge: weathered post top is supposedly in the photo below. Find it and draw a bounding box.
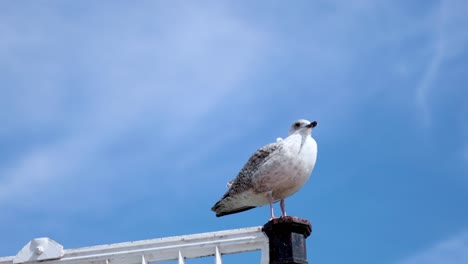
[262,216,312,264]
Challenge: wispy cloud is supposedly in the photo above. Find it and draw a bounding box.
[1,0,467,215]
[415,0,468,126]
[396,229,468,264]
[0,2,271,212]
[415,40,443,126]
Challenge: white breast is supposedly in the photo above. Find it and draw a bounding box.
[252,134,317,204]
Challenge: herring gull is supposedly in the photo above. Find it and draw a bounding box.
[211,119,318,218]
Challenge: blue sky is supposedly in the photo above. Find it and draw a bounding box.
[1,1,467,263]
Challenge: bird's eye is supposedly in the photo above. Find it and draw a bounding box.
[294,122,300,128]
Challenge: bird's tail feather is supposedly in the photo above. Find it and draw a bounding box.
[211,195,256,217]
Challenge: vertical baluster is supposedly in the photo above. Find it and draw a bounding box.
[260,244,269,264]
[214,246,222,264]
[141,255,147,264]
[178,250,185,264]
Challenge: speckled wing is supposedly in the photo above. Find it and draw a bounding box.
[228,143,281,195]
[211,142,282,217]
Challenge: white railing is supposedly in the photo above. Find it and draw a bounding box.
[0,226,269,264]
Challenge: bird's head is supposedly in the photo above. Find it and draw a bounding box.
[289,119,318,136]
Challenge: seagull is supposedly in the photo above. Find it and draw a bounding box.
[211,119,318,219]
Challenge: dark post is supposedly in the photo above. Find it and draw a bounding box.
[262,216,312,264]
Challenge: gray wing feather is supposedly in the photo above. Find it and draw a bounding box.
[227,143,281,195]
[211,142,282,216]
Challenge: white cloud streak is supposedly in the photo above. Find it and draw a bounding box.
[1,0,467,214]
[396,230,468,264]
[0,2,271,212]
[415,0,468,126]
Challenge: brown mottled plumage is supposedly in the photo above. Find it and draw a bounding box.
[212,143,281,216]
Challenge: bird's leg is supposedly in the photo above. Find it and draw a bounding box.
[267,191,275,220]
[280,199,287,217]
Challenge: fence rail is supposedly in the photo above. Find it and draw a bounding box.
[0,227,269,264]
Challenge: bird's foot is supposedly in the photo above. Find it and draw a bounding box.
[269,212,276,220]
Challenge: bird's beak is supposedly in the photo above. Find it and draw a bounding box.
[307,121,318,128]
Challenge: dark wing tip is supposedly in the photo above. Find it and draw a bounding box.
[215,206,256,217]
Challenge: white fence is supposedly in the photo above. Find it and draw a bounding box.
[0,227,269,264]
